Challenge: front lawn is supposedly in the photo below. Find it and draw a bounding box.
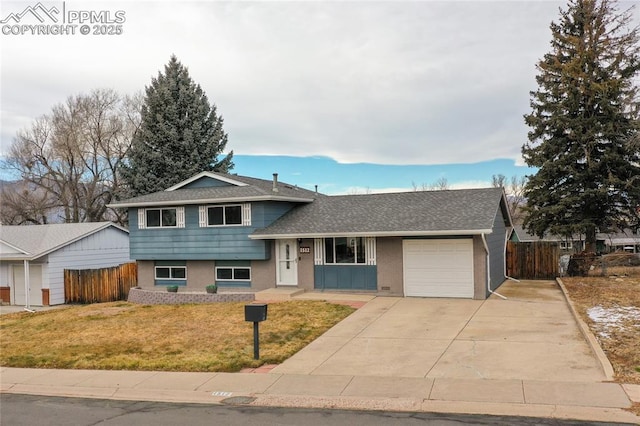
[0,301,355,372]
[561,275,640,385]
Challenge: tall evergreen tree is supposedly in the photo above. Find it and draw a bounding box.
[522,0,640,253]
[121,55,233,196]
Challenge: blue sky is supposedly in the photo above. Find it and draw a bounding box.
[233,155,536,195]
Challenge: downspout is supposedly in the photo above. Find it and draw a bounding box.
[481,234,507,300]
[504,228,520,283]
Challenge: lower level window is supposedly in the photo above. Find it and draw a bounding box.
[155,266,186,280]
[216,267,251,281]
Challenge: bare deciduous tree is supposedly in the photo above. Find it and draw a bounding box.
[412,177,450,192]
[492,174,527,223]
[1,89,141,225]
[0,181,56,225]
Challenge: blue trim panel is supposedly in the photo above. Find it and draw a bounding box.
[216,281,251,288]
[155,279,187,286]
[314,265,377,290]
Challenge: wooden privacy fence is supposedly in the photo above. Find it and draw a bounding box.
[506,241,559,280]
[65,262,137,304]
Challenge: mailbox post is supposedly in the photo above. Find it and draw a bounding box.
[244,304,268,360]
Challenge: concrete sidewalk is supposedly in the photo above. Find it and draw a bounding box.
[2,366,638,423]
[1,281,640,423]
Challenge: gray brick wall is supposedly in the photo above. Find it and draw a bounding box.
[128,287,255,305]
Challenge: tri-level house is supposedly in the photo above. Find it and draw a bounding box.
[110,171,512,299]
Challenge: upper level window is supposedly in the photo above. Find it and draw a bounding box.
[209,205,242,226]
[147,208,176,227]
[324,237,366,264]
[199,204,251,227]
[138,207,185,229]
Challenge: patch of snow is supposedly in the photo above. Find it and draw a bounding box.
[587,305,640,339]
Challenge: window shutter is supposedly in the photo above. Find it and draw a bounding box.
[314,238,324,265]
[176,207,185,228]
[243,203,252,226]
[138,209,146,229]
[366,237,376,265]
[199,206,207,227]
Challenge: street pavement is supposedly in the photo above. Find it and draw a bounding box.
[1,280,639,424]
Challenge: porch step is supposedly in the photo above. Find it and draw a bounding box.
[254,288,305,301]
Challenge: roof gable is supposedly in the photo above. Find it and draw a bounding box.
[110,173,320,208]
[166,172,248,191]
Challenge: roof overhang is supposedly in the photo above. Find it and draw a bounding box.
[249,229,493,240]
[108,195,315,209]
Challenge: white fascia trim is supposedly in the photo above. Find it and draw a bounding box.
[165,171,249,191]
[108,195,315,208]
[250,229,494,240]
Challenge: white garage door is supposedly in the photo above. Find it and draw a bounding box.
[13,265,43,306]
[403,239,474,298]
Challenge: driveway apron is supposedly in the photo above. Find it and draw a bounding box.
[270,280,606,382]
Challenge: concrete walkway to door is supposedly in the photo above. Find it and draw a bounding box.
[272,280,606,381]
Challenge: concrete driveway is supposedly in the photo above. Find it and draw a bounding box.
[271,280,606,382]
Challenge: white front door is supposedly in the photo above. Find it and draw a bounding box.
[277,239,298,286]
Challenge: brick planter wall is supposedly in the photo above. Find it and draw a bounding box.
[127,287,255,305]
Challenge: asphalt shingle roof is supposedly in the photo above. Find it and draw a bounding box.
[0,222,125,260]
[252,187,507,237]
[110,173,320,207]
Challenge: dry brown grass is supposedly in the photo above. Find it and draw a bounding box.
[0,301,354,372]
[562,275,640,385]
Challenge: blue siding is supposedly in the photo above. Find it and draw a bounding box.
[314,265,377,290]
[182,177,233,188]
[486,205,508,294]
[129,202,295,261]
[251,202,296,227]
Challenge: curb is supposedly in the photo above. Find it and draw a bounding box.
[556,278,615,381]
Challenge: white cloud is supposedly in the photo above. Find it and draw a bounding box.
[3,0,636,166]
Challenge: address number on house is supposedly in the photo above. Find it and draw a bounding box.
[299,247,311,254]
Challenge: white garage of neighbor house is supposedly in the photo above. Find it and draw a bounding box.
[0,222,130,306]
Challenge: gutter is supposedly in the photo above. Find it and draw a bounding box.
[481,233,507,300]
[107,195,316,209]
[250,229,494,240]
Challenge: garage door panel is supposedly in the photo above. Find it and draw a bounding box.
[403,239,474,298]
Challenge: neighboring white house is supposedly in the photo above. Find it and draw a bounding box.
[0,222,130,306]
